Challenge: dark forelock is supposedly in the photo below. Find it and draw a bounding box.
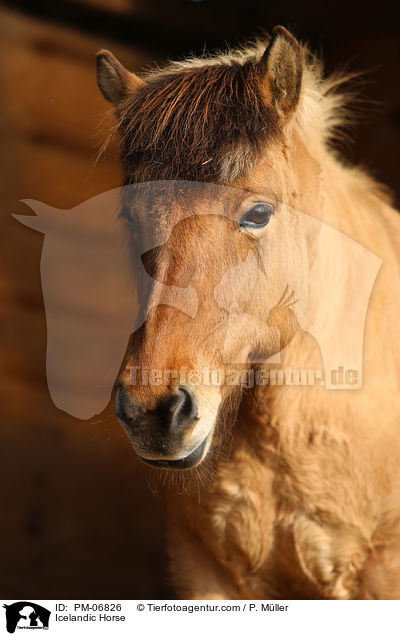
[117,57,281,184]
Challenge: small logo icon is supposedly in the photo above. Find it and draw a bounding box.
[2,602,51,633]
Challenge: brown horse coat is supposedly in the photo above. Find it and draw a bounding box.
[97,27,400,599]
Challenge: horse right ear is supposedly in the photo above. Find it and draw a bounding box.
[96,50,145,105]
[259,26,303,118]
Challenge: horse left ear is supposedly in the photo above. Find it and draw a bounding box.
[259,26,303,118]
[96,49,145,105]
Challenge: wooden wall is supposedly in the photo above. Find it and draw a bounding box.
[0,5,171,599]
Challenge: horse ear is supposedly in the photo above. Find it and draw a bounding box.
[96,49,145,105]
[259,26,303,118]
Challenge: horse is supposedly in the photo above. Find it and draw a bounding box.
[96,26,400,599]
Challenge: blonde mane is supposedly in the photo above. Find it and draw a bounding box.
[144,37,353,145]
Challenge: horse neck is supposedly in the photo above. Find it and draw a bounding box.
[305,137,392,246]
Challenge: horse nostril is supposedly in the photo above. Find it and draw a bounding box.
[176,387,198,420]
[115,384,199,437]
[162,386,198,432]
[115,385,143,426]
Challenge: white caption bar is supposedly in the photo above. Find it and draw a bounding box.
[1,600,398,635]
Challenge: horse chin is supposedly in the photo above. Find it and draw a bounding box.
[137,431,213,470]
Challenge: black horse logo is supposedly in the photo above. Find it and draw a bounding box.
[3,602,50,633]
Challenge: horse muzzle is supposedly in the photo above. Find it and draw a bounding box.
[114,384,216,469]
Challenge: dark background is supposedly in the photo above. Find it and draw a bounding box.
[0,0,399,599]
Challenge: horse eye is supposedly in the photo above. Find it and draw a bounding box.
[239,203,275,230]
